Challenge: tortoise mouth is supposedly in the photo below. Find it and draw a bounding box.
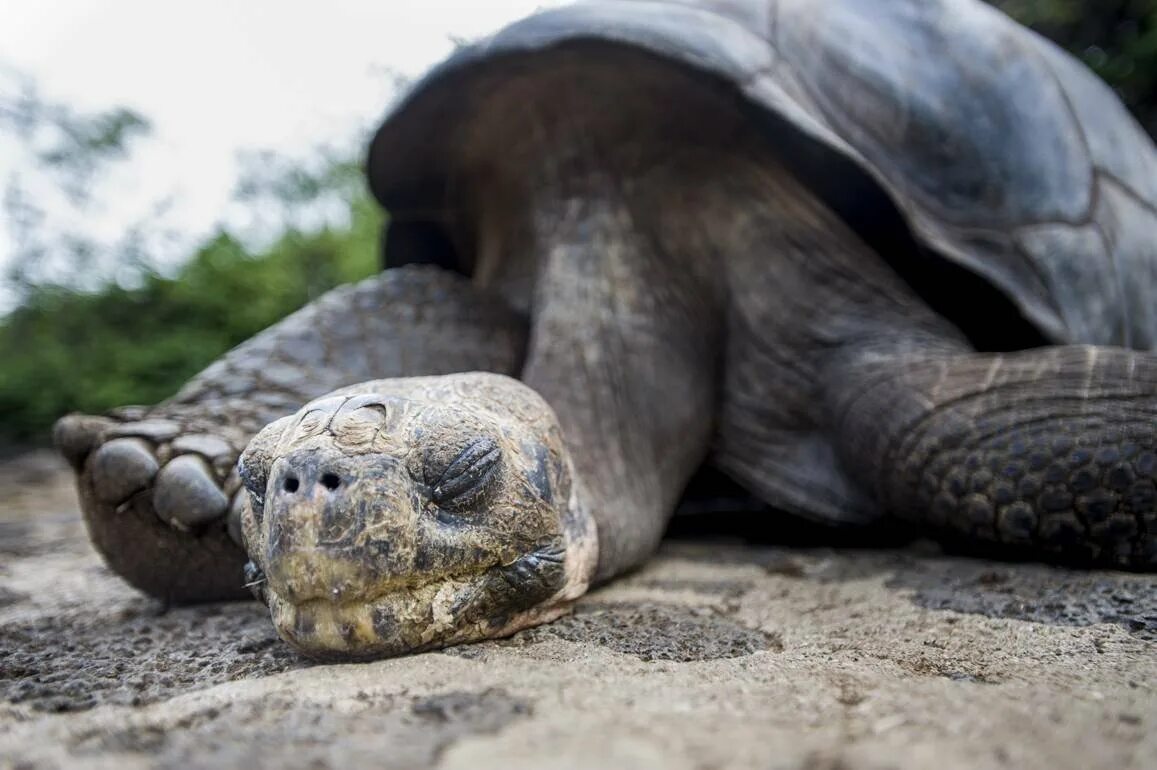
[267,558,497,607]
[264,541,570,660]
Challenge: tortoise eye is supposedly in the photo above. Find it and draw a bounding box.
[429,437,503,511]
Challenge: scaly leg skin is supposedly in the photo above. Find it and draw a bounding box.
[635,118,1157,570]
[829,345,1157,569]
[54,266,527,603]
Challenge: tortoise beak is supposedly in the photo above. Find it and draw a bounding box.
[261,448,410,604]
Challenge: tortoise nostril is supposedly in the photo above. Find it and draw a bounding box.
[320,472,341,491]
[283,476,300,493]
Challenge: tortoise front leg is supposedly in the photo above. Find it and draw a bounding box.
[519,194,723,582]
[828,344,1157,569]
[54,266,527,602]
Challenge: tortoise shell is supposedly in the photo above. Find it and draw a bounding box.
[368,0,1157,350]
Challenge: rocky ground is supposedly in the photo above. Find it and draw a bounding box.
[1,451,1154,770]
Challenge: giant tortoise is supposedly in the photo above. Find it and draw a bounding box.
[55,0,1157,659]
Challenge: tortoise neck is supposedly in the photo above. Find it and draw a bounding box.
[518,184,724,581]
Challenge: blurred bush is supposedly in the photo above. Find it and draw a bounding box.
[0,190,380,443]
[0,66,382,444]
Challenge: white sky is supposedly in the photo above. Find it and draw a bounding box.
[0,1,558,302]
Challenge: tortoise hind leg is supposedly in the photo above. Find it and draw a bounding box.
[55,266,527,603]
[827,344,1157,569]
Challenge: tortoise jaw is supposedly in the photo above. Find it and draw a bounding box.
[267,571,496,660]
[265,538,586,660]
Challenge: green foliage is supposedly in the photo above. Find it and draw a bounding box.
[2,68,158,297]
[31,107,151,199]
[1,66,382,444]
[0,70,151,202]
[0,200,381,443]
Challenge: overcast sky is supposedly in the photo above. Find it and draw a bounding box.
[0,1,558,301]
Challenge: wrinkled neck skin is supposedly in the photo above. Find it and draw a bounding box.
[519,188,722,582]
[456,55,739,580]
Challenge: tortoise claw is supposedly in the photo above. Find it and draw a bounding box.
[153,454,231,529]
[91,438,159,503]
[58,410,250,602]
[53,413,116,470]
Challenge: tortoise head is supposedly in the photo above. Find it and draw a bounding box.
[236,372,597,660]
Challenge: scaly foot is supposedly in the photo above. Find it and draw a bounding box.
[55,406,257,602]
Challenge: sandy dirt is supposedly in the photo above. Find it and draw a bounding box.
[1,451,1154,769]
